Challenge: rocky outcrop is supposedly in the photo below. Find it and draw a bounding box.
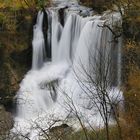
[0,53,26,112]
[49,124,72,139]
[0,105,13,138]
[0,9,36,112]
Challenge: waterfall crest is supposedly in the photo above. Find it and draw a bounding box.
[12,1,123,139]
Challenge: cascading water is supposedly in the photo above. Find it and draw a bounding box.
[12,0,123,139]
[32,11,46,70]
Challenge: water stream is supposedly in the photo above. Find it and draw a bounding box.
[12,0,123,139]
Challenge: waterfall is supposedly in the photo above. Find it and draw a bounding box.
[32,11,46,70]
[12,1,123,139]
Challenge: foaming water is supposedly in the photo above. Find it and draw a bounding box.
[12,1,123,139]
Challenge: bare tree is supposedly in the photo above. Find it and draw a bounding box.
[72,41,123,140]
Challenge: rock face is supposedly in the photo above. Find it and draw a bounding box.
[0,106,13,138]
[0,9,35,111]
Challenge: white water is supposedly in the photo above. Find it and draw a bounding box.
[12,1,123,139]
[32,11,46,70]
